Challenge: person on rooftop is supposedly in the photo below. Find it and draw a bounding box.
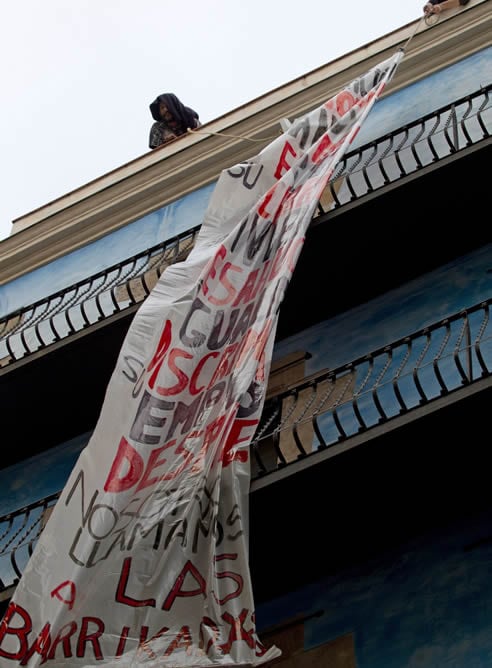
[148,93,201,150]
[423,0,470,17]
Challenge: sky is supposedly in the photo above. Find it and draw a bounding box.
[0,0,420,243]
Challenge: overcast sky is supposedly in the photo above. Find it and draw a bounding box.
[0,0,421,243]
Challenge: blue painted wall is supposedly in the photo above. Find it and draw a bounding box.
[256,505,492,666]
[0,183,216,318]
[273,242,492,372]
[353,46,492,149]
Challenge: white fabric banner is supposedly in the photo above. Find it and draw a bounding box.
[0,50,402,667]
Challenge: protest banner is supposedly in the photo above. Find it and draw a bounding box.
[0,50,403,666]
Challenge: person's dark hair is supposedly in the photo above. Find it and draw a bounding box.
[149,93,199,129]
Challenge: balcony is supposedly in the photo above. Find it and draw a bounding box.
[1,295,491,599]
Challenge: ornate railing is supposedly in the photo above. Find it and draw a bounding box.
[0,494,58,597]
[251,297,492,478]
[1,84,490,370]
[0,228,199,369]
[318,83,491,212]
[1,296,491,595]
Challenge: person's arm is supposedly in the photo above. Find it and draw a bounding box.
[423,0,469,15]
[149,122,178,149]
[149,122,163,149]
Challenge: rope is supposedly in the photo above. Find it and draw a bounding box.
[424,12,441,26]
[187,16,430,145]
[187,128,280,142]
[402,14,431,49]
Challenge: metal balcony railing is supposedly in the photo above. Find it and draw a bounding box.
[318,83,491,212]
[251,297,492,478]
[0,228,200,369]
[1,84,490,370]
[1,296,491,595]
[0,494,58,597]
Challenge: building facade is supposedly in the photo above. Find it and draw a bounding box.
[1,1,491,664]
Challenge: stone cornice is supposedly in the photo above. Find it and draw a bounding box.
[0,0,489,285]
